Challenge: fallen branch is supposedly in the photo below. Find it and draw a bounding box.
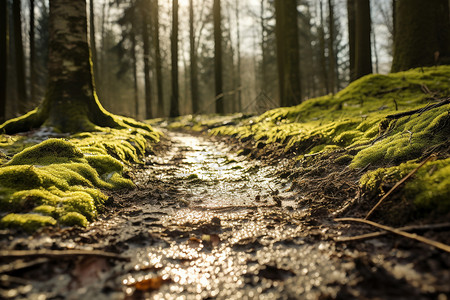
[365,154,436,220]
[0,249,130,261]
[334,218,450,253]
[0,258,49,274]
[386,97,450,119]
[335,222,450,242]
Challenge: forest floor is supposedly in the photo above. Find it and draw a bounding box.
[1,128,449,299]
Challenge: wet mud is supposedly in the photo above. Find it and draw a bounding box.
[1,131,449,299]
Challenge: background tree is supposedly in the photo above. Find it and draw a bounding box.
[275,0,302,107]
[30,0,36,103]
[140,0,152,119]
[391,0,450,72]
[347,0,356,81]
[153,0,165,117]
[13,0,27,113]
[0,0,7,123]
[213,0,224,113]
[189,0,200,114]
[354,0,372,79]
[170,0,180,117]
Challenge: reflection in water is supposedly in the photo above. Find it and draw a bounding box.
[124,132,348,299]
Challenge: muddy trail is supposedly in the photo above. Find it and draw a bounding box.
[1,130,450,299]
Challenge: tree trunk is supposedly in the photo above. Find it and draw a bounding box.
[354,0,372,79]
[30,0,36,103]
[153,0,164,117]
[347,0,356,81]
[213,0,224,114]
[170,0,179,117]
[260,0,267,93]
[235,0,242,112]
[130,27,139,119]
[141,7,152,119]
[89,0,99,90]
[0,0,7,123]
[318,1,329,94]
[1,0,126,134]
[13,0,27,113]
[391,0,450,72]
[189,0,200,114]
[328,0,336,93]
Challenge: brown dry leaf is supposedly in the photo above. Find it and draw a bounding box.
[201,234,220,248]
[134,276,170,291]
[188,236,202,248]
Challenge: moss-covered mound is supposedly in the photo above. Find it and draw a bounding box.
[0,127,159,232]
[175,66,450,221]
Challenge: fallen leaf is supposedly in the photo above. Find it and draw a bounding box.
[134,276,171,291]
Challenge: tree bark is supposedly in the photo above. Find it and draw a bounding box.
[141,5,152,119]
[347,0,356,81]
[235,0,242,112]
[0,0,7,123]
[213,0,224,114]
[354,0,372,79]
[328,0,336,93]
[170,0,179,117]
[30,0,36,103]
[89,0,99,91]
[1,0,130,134]
[318,0,329,94]
[130,26,139,119]
[260,0,267,93]
[153,0,164,117]
[391,0,450,72]
[189,0,200,114]
[13,0,27,113]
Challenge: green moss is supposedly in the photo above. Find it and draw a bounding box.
[33,205,57,216]
[0,213,57,232]
[360,158,450,215]
[59,212,88,227]
[7,139,84,166]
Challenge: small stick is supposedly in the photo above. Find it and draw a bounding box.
[0,258,49,274]
[335,222,450,242]
[334,218,450,253]
[365,154,435,220]
[0,249,130,261]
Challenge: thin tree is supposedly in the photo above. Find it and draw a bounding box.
[391,0,450,72]
[213,0,224,114]
[189,0,200,114]
[275,0,301,106]
[130,21,139,119]
[347,0,356,81]
[13,0,27,113]
[30,0,36,103]
[0,0,7,123]
[170,0,180,117]
[354,0,372,79]
[318,0,329,94]
[141,1,152,119]
[1,0,150,134]
[260,0,267,92]
[89,0,99,87]
[235,0,242,112]
[327,0,336,93]
[153,0,164,117]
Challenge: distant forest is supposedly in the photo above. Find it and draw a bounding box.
[0,0,449,122]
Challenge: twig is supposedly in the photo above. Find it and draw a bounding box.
[335,222,450,242]
[0,258,49,274]
[365,154,436,220]
[334,218,450,253]
[0,249,130,261]
[386,97,450,119]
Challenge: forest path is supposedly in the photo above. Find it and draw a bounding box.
[4,131,448,299]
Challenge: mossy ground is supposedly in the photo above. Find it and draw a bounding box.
[171,66,450,223]
[0,125,159,232]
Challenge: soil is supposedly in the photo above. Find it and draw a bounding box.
[0,129,449,300]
